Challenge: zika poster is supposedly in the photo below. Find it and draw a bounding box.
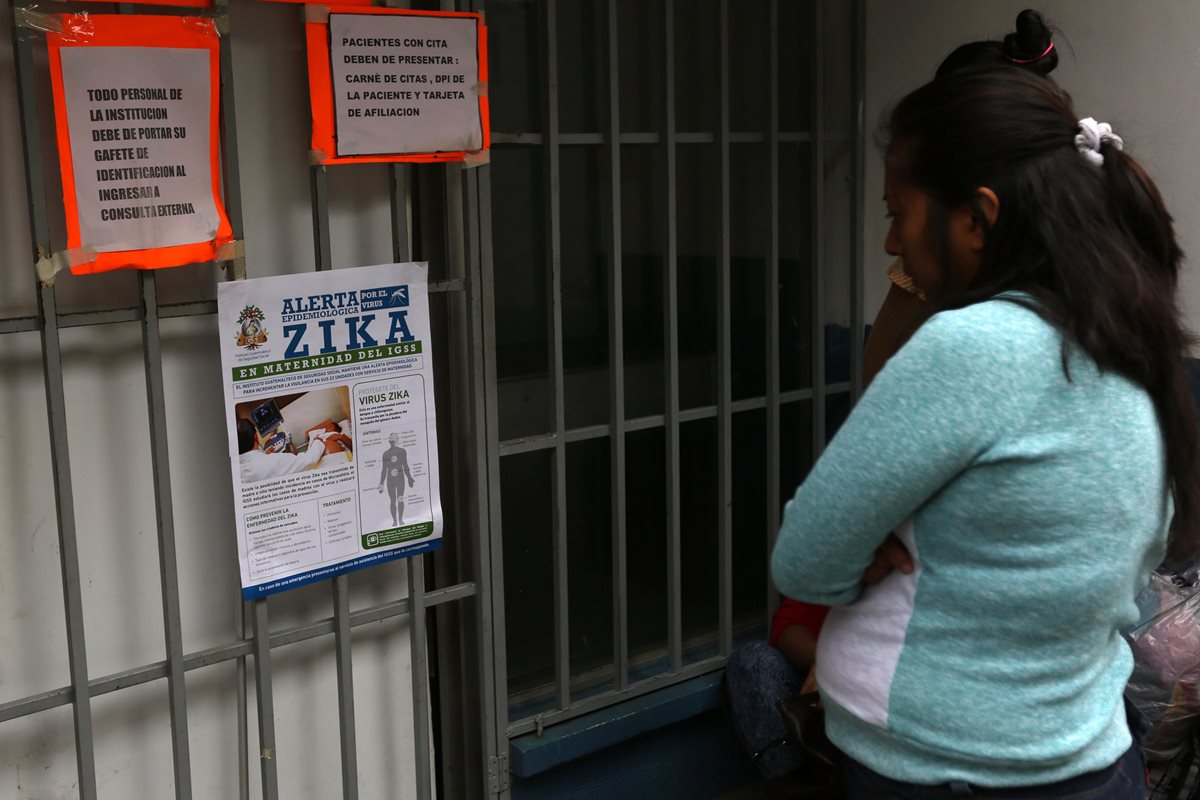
[218,263,442,599]
[46,15,232,275]
[306,7,489,164]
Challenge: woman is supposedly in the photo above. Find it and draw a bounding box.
[729,12,1067,798]
[770,67,1198,798]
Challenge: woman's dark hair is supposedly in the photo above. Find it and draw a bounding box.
[936,9,1059,78]
[886,67,1199,565]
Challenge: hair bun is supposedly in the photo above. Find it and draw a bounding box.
[1003,9,1058,75]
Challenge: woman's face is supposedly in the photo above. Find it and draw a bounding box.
[884,151,986,295]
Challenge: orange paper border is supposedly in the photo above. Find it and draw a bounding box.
[305,6,490,165]
[46,15,233,275]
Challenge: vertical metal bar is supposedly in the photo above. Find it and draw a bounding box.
[716,0,733,658]
[662,0,683,675]
[390,149,432,798]
[11,14,99,798]
[407,557,431,799]
[390,164,413,262]
[476,155,510,798]
[41,289,101,800]
[116,3,194,788]
[312,165,333,271]
[464,1,510,764]
[216,0,246,260]
[462,9,506,790]
[543,0,570,711]
[810,0,827,456]
[444,163,467,278]
[332,576,359,800]
[604,0,629,692]
[408,153,463,800]
[212,14,251,797]
[252,600,280,800]
[11,15,51,278]
[309,142,359,800]
[765,0,782,616]
[850,0,866,401]
[237,606,250,800]
[139,271,194,800]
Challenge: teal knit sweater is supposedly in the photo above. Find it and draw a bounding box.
[770,297,1170,787]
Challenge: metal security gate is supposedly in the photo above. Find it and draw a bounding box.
[2,1,502,798]
[479,0,864,782]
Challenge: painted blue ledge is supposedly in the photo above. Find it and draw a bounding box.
[509,672,725,778]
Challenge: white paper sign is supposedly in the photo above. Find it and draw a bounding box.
[330,14,483,156]
[218,263,444,599]
[59,46,220,253]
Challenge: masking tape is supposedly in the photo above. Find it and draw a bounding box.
[36,244,97,284]
[215,238,245,262]
[463,148,490,169]
[14,8,64,35]
[472,81,488,98]
[232,255,247,281]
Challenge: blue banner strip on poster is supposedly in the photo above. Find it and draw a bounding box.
[241,538,443,600]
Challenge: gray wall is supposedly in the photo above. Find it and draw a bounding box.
[864,1,1200,333]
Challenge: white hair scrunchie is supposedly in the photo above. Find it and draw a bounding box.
[1075,117,1124,167]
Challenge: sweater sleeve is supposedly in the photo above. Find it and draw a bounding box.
[770,305,1041,606]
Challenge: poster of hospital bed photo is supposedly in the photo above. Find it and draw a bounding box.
[233,386,354,483]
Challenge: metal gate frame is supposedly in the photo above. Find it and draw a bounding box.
[3,1,505,798]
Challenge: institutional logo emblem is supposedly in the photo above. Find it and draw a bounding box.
[236,305,268,350]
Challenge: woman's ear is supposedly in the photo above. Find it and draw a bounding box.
[967,187,1000,252]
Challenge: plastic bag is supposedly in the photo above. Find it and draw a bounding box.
[1125,572,1200,762]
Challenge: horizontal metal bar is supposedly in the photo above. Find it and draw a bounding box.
[57,303,208,330]
[0,580,477,724]
[59,307,140,328]
[159,301,220,320]
[495,385,847,456]
[622,132,658,144]
[27,279,465,334]
[0,307,211,335]
[429,277,467,293]
[0,315,38,334]
[505,655,726,737]
[491,132,546,145]
[492,132,815,146]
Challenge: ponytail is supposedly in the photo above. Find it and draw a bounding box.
[1102,145,1183,285]
[1099,144,1199,564]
